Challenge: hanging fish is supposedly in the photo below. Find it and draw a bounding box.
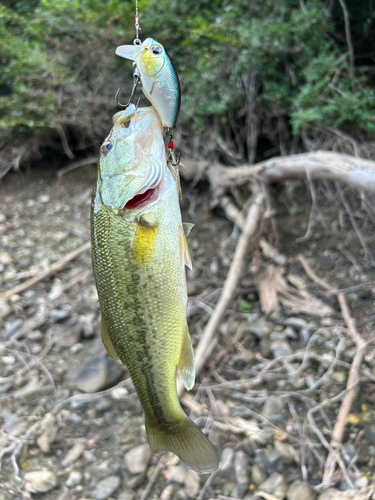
[115,38,181,130]
[91,104,218,473]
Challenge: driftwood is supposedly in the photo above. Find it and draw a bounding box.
[207,151,375,192]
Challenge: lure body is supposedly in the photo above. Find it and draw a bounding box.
[91,104,217,473]
[116,38,181,129]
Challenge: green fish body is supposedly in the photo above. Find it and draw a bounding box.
[91,104,217,473]
[116,38,181,130]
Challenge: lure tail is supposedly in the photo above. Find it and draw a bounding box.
[145,416,218,473]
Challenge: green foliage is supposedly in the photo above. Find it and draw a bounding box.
[1,0,374,161]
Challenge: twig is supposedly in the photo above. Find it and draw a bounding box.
[57,157,98,178]
[194,191,264,378]
[57,125,75,159]
[338,0,355,79]
[139,457,164,500]
[297,254,367,486]
[2,241,91,299]
[336,183,374,264]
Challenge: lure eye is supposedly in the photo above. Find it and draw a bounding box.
[101,141,113,154]
[151,45,162,55]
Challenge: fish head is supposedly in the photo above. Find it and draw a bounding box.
[116,38,166,78]
[96,105,167,215]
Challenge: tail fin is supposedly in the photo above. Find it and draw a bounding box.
[145,417,218,473]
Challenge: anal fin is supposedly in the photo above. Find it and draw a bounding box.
[177,326,195,390]
[101,321,119,360]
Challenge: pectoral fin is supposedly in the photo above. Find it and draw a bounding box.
[177,326,195,390]
[101,322,119,361]
[182,222,194,237]
[178,226,192,270]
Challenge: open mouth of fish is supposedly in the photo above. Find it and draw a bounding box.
[124,186,158,210]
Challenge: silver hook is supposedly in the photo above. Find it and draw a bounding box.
[115,73,141,108]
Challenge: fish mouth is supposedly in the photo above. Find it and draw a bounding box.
[124,186,158,210]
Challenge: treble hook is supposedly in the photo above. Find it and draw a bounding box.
[115,71,141,109]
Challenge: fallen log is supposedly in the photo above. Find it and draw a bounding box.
[207,151,375,192]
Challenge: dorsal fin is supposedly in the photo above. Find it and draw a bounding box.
[101,322,119,360]
[178,225,192,270]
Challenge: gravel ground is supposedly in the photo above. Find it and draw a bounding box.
[0,164,375,500]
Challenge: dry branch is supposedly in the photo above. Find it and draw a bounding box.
[193,191,264,377]
[2,241,91,299]
[207,151,375,192]
[297,254,367,487]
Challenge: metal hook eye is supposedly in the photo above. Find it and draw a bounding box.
[133,38,142,46]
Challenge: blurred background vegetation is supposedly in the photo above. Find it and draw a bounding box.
[1,0,375,176]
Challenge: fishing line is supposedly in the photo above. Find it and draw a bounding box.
[134,0,142,45]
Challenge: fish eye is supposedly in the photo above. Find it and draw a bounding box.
[101,141,113,154]
[151,45,162,55]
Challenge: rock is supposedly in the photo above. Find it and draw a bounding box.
[160,485,174,500]
[274,441,298,464]
[53,317,82,348]
[66,470,82,487]
[363,424,375,445]
[169,465,186,484]
[284,318,308,330]
[13,376,51,403]
[270,340,293,358]
[24,470,58,493]
[36,413,57,453]
[71,358,107,393]
[251,464,267,486]
[286,480,316,500]
[118,492,135,500]
[234,450,250,484]
[83,450,97,463]
[0,298,11,320]
[300,328,311,345]
[219,447,234,471]
[262,396,284,423]
[61,441,85,467]
[0,252,12,265]
[231,483,250,498]
[257,472,287,499]
[39,195,50,203]
[95,475,121,500]
[185,470,200,497]
[257,449,282,473]
[354,477,369,489]
[94,397,113,412]
[111,386,129,400]
[49,309,70,323]
[343,443,356,465]
[247,318,273,337]
[124,444,152,474]
[317,488,340,500]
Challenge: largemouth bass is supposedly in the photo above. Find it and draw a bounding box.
[91,104,217,473]
[116,38,181,130]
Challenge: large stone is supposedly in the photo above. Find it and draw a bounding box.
[0,297,11,320]
[95,475,121,500]
[257,449,283,473]
[286,480,316,500]
[219,447,234,471]
[24,471,57,493]
[234,450,250,484]
[262,396,284,423]
[257,472,287,500]
[124,444,152,474]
